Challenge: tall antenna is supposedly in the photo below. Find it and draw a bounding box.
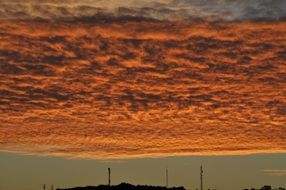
[108,168,111,186]
[166,168,169,188]
[200,165,203,190]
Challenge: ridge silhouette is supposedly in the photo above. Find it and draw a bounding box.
[56,182,186,190]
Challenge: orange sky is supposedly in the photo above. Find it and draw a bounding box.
[0,20,285,159]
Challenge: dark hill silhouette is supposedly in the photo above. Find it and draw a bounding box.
[56,183,186,190]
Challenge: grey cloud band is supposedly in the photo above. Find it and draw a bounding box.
[0,0,286,21]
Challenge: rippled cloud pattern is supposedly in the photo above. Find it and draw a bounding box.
[0,0,286,159]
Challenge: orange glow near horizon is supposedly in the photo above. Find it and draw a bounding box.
[0,20,285,159]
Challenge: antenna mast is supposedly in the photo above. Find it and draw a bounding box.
[108,168,111,186]
[166,168,169,188]
[200,165,203,190]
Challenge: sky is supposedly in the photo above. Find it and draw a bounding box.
[0,0,286,189]
[0,152,286,190]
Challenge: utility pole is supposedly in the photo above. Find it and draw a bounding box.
[200,165,203,190]
[42,184,46,190]
[166,168,169,188]
[108,168,111,186]
[51,185,54,190]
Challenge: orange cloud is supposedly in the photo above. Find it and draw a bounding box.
[0,19,285,159]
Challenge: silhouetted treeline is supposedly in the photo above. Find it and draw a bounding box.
[243,185,286,190]
[57,183,185,190]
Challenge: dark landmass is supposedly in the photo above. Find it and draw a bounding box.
[244,186,286,190]
[56,183,185,190]
[56,184,286,190]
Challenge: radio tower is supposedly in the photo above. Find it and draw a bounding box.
[166,168,169,188]
[200,165,203,190]
[108,168,111,186]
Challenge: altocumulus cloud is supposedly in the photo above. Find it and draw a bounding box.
[0,0,286,159]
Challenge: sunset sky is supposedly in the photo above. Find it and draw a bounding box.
[0,0,285,190]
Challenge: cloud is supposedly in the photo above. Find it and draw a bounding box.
[0,19,286,159]
[1,0,286,21]
[182,0,286,21]
[260,169,286,176]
